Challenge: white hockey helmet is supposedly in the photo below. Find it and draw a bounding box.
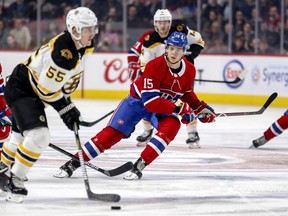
[66,7,98,40]
[153,9,172,32]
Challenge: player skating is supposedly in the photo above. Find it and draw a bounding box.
[250,110,288,148]
[128,9,205,149]
[0,7,98,203]
[0,64,12,157]
[54,32,216,180]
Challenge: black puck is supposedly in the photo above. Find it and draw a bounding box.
[111,206,121,210]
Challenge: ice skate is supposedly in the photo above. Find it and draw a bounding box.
[124,157,146,180]
[0,161,8,174]
[6,173,28,203]
[0,172,9,195]
[136,129,153,147]
[250,135,268,148]
[186,132,201,149]
[53,159,80,178]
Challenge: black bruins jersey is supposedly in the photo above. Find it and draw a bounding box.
[24,30,94,103]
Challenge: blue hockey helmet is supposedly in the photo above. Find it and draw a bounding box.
[166,32,188,51]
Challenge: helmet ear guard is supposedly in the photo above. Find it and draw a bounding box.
[166,32,188,52]
[66,7,98,40]
[153,9,172,32]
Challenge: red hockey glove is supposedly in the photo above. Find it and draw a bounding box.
[128,62,142,82]
[175,103,195,124]
[194,101,216,123]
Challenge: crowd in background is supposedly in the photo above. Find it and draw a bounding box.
[0,0,287,55]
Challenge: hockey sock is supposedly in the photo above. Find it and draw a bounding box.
[141,116,180,165]
[76,126,124,161]
[264,113,288,141]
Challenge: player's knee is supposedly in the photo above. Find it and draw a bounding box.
[23,127,50,152]
[158,116,180,141]
[92,126,123,150]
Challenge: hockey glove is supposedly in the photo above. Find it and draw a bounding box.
[194,101,216,123]
[128,62,142,82]
[58,103,81,131]
[175,103,195,124]
[0,107,12,126]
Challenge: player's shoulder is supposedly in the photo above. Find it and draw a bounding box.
[142,30,163,47]
[50,31,80,70]
[170,24,189,34]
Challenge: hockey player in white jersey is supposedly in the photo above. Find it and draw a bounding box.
[128,9,205,148]
[0,7,98,203]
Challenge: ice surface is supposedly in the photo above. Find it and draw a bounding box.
[1,99,288,216]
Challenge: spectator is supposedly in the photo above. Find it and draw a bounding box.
[56,5,72,32]
[42,21,59,44]
[127,5,146,28]
[103,6,122,22]
[9,18,32,50]
[233,10,246,35]
[96,22,122,52]
[242,22,255,52]
[0,20,10,48]
[202,0,223,20]
[201,9,221,37]
[146,0,162,23]
[127,0,150,27]
[266,5,281,32]
[232,36,247,53]
[6,0,29,21]
[206,39,229,54]
[2,34,21,50]
[205,20,225,46]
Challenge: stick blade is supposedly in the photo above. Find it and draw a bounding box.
[88,191,121,202]
[104,161,133,177]
[263,92,278,109]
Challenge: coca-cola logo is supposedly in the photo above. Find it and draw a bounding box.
[103,58,129,83]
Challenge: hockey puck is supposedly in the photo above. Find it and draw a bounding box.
[111,206,121,210]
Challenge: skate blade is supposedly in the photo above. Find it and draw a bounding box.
[188,142,201,149]
[136,142,147,147]
[6,192,25,203]
[53,169,69,178]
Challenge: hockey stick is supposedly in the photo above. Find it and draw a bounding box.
[79,110,114,127]
[214,92,278,117]
[73,123,120,202]
[194,69,247,84]
[49,143,133,177]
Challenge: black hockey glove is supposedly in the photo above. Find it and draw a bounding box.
[58,103,81,131]
[49,97,81,131]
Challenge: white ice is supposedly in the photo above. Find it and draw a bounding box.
[1,99,288,216]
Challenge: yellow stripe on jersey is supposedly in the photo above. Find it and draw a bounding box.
[148,42,163,49]
[28,71,62,102]
[85,47,94,55]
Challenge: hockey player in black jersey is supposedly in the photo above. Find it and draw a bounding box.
[0,7,98,203]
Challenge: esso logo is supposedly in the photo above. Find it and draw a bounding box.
[251,65,261,83]
[103,58,129,83]
[223,60,245,88]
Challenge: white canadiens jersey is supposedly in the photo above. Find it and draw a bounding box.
[139,24,204,72]
[24,31,94,103]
